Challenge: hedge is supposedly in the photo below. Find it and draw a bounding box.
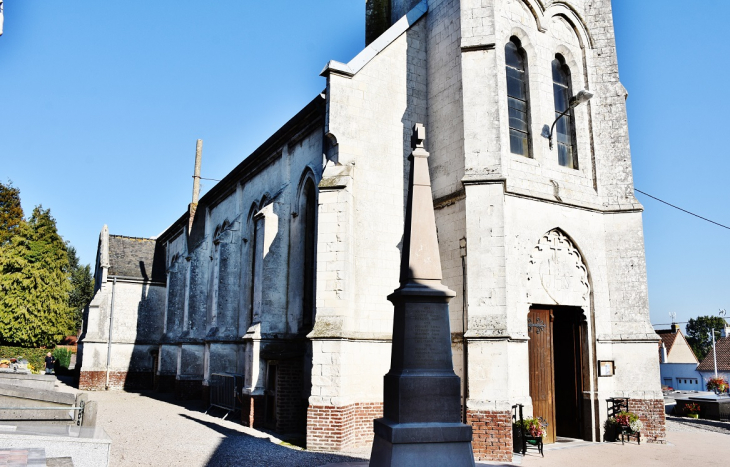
[0,346,58,373]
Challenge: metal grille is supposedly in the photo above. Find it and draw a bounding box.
[208,373,243,416]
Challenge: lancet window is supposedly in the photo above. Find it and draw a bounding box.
[552,55,578,169]
[505,37,531,157]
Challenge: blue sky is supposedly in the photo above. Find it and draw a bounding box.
[1,1,727,328]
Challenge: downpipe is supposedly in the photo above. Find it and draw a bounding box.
[105,277,116,390]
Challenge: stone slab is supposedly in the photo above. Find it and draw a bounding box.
[370,437,476,467]
[0,373,55,392]
[374,419,472,444]
[0,448,46,466]
[0,425,110,467]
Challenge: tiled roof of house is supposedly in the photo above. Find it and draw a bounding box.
[657,330,679,354]
[697,336,730,372]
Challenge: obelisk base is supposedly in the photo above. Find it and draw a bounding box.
[370,419,475,467]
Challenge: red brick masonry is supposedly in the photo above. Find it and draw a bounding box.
[79,370,153,390]
[467,409,512,463]
[307,402,383,451]
[629,398,666,443]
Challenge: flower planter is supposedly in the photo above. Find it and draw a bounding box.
[604,423,619,442]
[688,413,699,419]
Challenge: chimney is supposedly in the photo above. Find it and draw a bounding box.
[366,0,391,46]
[660,343,667,363]
[722,324,729,338]
[671,323,680,334]
[188,139,202,234]
[366,0,424,45]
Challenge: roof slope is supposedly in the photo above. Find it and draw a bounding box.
[697,336,730,372]
[657,330,678,353]
[656,329,698,363]
[108,235,165,282]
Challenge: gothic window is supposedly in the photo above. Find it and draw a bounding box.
[208,220,230,328]
[248,212,265,325]
[301,179,317,331]
[552,55,578,169]
[505,37,531,157]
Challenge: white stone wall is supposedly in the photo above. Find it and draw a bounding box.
[315,14,429,406]
[450,0,661,439]
[80,279,165,373]
[158,127,325,392]
[427,0,466,200]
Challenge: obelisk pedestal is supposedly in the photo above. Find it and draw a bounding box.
[369,124,475,467]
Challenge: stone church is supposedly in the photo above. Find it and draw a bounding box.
[78,0,665,461]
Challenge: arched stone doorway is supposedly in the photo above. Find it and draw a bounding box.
[526,229,595,442]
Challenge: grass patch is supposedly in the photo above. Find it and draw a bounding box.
[278,437,306,449]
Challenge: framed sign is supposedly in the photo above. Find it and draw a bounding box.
[598,360,615,377]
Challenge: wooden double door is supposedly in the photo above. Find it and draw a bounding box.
[527,307,586,443]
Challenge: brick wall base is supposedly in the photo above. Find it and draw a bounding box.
[307,402,383,452]
[79,370,153,390]
[629,398,666,443]
[240,395,266,429]
[467,409,512,462]
[276,358,307,434]
[175,379,203,400]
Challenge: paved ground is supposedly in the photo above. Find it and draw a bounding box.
[53,377,730,467]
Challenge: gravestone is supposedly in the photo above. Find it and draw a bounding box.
[369,124,475,466]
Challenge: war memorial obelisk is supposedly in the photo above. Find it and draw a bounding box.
[369,124,475,466]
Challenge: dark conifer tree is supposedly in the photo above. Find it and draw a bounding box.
[0,206,74,346]
[0,181,24,245]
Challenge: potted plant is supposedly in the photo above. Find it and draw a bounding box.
[706,377,728,395]
[521,417,547,442]
[685,402,701,419]
[513,416,547,456]
[606,411,642,443]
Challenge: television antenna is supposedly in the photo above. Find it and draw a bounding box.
[669,312,677,324]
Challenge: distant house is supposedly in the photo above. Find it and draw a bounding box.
[657,325,702,391]
[697,325,730,388]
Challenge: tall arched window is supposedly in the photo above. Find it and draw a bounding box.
[248,212,264,325]
[301,179,317,331]
[505,37,531,157]
[552,55,578,169]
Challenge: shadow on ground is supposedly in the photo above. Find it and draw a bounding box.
[111,388,367,467]
[177,414,367,467]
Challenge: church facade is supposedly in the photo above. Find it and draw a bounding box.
[78,0,665,461]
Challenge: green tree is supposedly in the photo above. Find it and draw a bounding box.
[0,206,74,347]
[0,181,24,245]
[686,316,728,362]
[66,244,94,332]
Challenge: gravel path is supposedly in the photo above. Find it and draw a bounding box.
[54,378,367,467]
[96,391,365,466]
[665,415,730,435]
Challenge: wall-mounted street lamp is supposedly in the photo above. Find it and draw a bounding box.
[542,90,594,150]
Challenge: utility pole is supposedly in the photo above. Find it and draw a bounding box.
[712,328,718,378]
